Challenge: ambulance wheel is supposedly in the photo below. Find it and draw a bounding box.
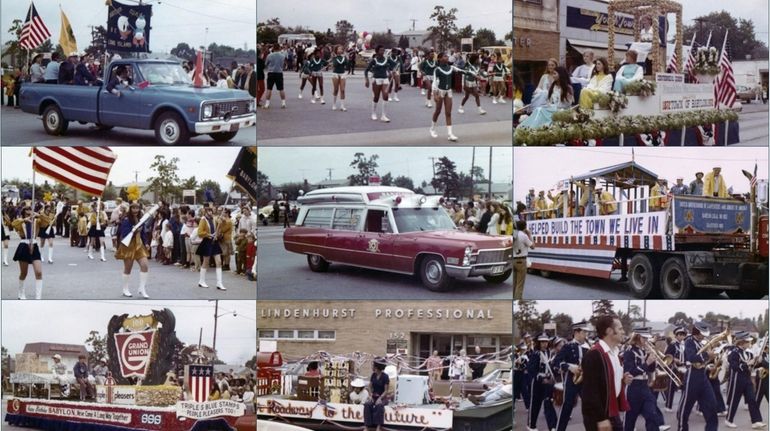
[628,254,658,298]
[660,257,693,299]
[483,269,512,284]
[420,255,451,291]
[307,254,329,272]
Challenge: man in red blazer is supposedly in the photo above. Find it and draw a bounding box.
[580,315,633,431]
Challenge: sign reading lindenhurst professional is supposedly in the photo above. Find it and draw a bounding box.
[260,307,495,320]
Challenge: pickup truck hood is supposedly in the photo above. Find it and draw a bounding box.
[399,230,513,249]
[147,85,252,101]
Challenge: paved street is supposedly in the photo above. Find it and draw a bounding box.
[735,102,769,146]
[514,392,768,430]
[257,73,512,146]
[256,225,513,299]
[521,271,742,300]
[0,106,255,146]
[0,236,255,300]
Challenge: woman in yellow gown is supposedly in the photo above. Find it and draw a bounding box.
[578,57,613,109]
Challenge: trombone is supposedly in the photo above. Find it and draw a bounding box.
[644,338,683,387]
[697,328,733,355]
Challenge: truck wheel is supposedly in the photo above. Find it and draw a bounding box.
[627,254,658,298]
[483,269,512,284]
[42,105,69,136]
[154,112,190,145]
[306,254,329,272]
[209,131,238,142]
[420,255,451,292]
[659,257,693,299]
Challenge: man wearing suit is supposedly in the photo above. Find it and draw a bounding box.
[677,321,718,431]
[725,331,765,429]
[554,320,591,431]
[581,315,632,431]
[663,327,687,412]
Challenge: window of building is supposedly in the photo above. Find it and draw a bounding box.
[277,330,294,339]
[257,329,336,341]
[318,331,336,340]
[297,330,315,339]
[258,330,275,338]
[303,208,333,227]
[467,335,499,354]
[332,208,362,231]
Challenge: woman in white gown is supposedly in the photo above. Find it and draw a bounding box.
[613,50,644,93]
[518,67,575,129]
[529,58,558,109]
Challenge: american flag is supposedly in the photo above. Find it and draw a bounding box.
[188,364,213,403]
[32,147,117,196]
[716,39,737,108]
[684,45,698,83]
[751,163,758,189]
[19,2,51,50]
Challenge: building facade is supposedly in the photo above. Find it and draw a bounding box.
[513,0,560,85]
[258,301,513,371]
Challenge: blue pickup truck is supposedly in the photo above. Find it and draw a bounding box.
[20,59,256,145]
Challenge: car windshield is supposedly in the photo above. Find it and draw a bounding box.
[137,63,192,85]
[392,208,456,233]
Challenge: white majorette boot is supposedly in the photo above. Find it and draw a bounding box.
[371,101,378,121]
[380,101,390,123]
[18,279,26,300]
[138,272,149,299]
[458,106,465,114]
[35,279,43,300]
[340,101,347,111]
[48,247,53,263]
[87,245,94,259]
[478,106,487,115]
[122,273,132,297]
[447,126,458,142]
[100,247,106,262]
[215,268,227,291]
[198,268,209,288]
[3,247,8,265]
[430,122,438,138]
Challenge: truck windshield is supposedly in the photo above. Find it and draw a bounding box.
[137,63,192,85]
[392,208,456,233]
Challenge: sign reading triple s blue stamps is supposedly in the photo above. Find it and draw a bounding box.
[565,6,667,46]
[673,196,750,234]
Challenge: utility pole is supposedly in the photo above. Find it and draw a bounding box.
[428,157,437,181]
[133,170,139,184]
[487,148,492,199]
[212,300,219,352]
[470,147,476,200]
[410,19,417,31]
[326,168,334,181]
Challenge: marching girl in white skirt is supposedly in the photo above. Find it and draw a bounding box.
[87,201,108,262]
[307,48,329,105]
[364,45,396,123]
[387,48,402,102]
[458,54,487,115]
[1,210,10,266]
[11,206,43,299]
[115,203,150,298]
[430,52,461,141]
[490,53,509,104]
[330,45,349,111]
[196,205,227,290]
[36,204,55,263]
[421,50,437,107]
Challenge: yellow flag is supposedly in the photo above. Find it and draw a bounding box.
[59,9,78,56]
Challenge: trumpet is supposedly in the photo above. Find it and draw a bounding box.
[644,338,683,387]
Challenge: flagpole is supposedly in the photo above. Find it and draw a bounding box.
[31,156,36,246]
[704,31,712,49]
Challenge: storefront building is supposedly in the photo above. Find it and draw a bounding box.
[258,301,513,371]
[559,0,662,71]
[513,0,560,85]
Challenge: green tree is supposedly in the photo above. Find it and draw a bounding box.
[668,311,692,326]
[245,355,257,369]
[398,35,409,50]
[393,175,414,190]
[85,330,108,367]
[335,20,356,46]
[1,345,9,381]
[683,11,768,61]
[431,157,460,197]
[199,180,223,205]
[85,26,107,58]
[474,28,497,49]
[257,171,270,200]
[370,32,396,49]
[426,6,458,52]
[505,30,513,41]
[591,300,615,320]
[171,42,197,63]
[147,155,181,203]
[348,153,379,186]
[102,181,117,201]
[380,172,393,186]
[257,18,284,45]
[514,300,540,338]
[2,19,24,67]
[553,313,575,338]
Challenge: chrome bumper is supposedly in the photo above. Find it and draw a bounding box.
[446,262,513,279]
[194,114,256,134]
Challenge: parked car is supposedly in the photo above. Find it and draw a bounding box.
[283,186,513,291]
[736,85,755,103]
[20,59,256,145]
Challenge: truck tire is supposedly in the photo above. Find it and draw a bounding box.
[659,257,693,299]
[42,104,69,136]
[209,131,238,142]
[420,255,451,292]
[306,254,329,272]
[483,269,512,284]
[627,254,658,298]
[154,111,190,145]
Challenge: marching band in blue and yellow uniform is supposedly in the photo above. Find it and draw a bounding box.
[622,327,668,431]
[755,343,769,406]
[553,320,590,431]
[678,321,718,431]
[725,331,765,428]
[663,327,686,412]
[526,333,557,431]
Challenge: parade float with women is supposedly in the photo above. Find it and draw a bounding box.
[256,348,513,431]
[5,309,253,431]
[514,0,741,146]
